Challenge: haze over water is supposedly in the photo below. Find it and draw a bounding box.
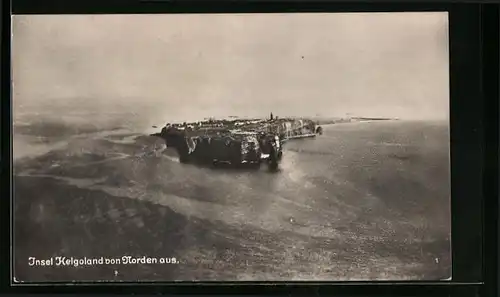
[12,13,449,127]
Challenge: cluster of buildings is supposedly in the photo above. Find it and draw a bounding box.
[163,113,317,139]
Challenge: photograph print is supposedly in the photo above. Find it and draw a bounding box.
[12,12,451,282]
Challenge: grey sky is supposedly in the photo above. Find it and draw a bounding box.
[12,13,449,124]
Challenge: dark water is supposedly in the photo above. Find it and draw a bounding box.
[13,120,451,282]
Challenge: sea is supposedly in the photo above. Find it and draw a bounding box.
[12,119,451,282]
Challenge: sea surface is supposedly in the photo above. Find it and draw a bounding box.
[13,119,451,282]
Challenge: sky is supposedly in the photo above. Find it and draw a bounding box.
[12,12,449,125]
